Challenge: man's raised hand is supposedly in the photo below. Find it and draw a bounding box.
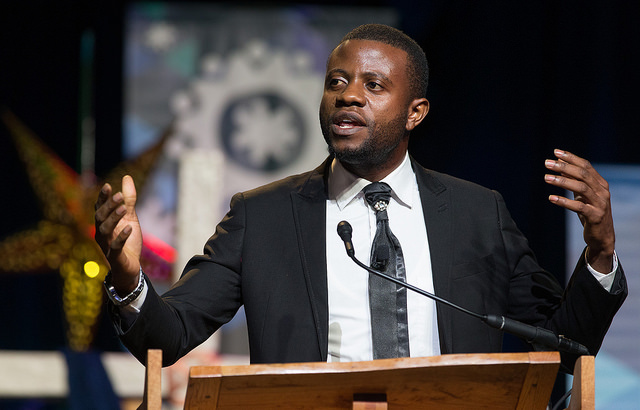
[94,175,143,293]
[544,149,615,273]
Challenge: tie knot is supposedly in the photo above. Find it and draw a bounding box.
[363,182,392,212]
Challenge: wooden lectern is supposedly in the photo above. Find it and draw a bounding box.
[140,350,594,409]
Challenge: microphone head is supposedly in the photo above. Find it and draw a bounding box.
[337,220,352,240]
[337,221,355,257]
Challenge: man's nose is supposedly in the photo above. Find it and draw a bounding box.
[336,82,365,107]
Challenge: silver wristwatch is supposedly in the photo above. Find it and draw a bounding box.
[104,268,145,306]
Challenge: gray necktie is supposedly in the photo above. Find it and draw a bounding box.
[363,181,410,359]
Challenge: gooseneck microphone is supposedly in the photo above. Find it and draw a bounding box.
[336,220,589,356]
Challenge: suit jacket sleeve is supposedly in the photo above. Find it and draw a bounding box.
[426,165,628,372]
[494,190,627,369]
[110,192,247,367]
[108,164,329,367]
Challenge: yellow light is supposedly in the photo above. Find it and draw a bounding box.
[83,261,100,278]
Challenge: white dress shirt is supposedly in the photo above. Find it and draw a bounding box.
[326,153,440,362]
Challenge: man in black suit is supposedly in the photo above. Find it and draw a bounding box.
[95,24,626,369]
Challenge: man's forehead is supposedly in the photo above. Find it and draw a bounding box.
[332,39,405,56]
[327,39,408,68]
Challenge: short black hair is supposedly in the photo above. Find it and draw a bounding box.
[340,23,429,99]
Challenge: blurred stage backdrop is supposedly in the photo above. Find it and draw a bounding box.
[1,1,638,409]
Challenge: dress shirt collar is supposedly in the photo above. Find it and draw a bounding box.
[328,152,414,211]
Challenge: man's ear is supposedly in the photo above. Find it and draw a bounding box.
[406,98,430,131]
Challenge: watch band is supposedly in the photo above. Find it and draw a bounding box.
[104,268,145,306]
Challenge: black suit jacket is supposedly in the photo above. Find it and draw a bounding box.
[114,157,627,369]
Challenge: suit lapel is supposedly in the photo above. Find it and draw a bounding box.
[412,158,455,354]
[291,159,330,361]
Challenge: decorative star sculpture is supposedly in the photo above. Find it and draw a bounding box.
[1,109,174,351]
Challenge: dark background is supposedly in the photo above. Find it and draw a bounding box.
[1,0,639,354]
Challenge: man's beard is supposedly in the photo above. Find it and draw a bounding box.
[321,113,408,168]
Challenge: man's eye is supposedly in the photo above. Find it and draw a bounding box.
[367,82,382,90]
[328,78,344,87]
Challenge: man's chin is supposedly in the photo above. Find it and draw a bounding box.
[329,146,371,166]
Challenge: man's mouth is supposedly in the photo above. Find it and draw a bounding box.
[331,112,366,135]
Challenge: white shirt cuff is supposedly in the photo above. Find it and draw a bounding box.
[586,250,618,292]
